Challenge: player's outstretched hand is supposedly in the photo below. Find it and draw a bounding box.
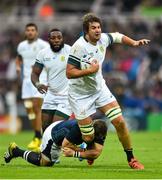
[134,39,150,46]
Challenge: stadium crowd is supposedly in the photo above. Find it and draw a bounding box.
[0,1,162,131]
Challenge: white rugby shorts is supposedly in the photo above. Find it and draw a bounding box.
[22,79,45,99]
[42,91,72,116]
[68,84,116,120]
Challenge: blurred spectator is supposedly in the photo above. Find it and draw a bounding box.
[39,3,55,19]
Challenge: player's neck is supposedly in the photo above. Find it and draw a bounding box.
[85,35,97,46]
[27,38,37,44]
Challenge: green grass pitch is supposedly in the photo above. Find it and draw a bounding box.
[0,131,162,179]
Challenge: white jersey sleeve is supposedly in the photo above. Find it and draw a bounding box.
[68,42,85,69]
[101,32,124,47]
[101,33,113,47]
[108,32,124,43]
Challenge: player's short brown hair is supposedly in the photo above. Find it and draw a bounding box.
[82,13,102,34]
[25,23,38,31]
[94,120,107,142]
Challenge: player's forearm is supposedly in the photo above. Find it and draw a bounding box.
[122,35,137,46]
[63,147,101,159]
[31,64,43,88]
[62,138,84,151]
[66,67,93,79]
[122,36,150,47]
[31,71,40,88]
[65,144,83,151]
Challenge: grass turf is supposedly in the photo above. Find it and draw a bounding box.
[0,131,162,179]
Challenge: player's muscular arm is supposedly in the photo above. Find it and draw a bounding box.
[110,32,150,47]
[66,62,99,79]
[62,138,83,151]
[63,142,103,160]
[122,35,150,47]
[31,63,42,84]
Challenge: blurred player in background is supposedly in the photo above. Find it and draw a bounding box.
[31,28,72,132]
[4,119,107,166]
[66,13,150,169]
[16,23,49,151]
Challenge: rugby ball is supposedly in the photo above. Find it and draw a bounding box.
[80,55,96,70]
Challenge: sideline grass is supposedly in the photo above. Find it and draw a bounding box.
[0,131,162,179]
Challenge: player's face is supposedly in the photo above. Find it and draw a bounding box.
[25,26,38,41]
[49,31,64,52]
[87,22,101,43]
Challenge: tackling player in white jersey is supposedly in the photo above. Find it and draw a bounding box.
[16,23,49,151]
[66,13,150,170]
[31,29,72,132]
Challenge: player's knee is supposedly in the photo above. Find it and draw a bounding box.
[24,100,36,120]
[112,118,126,130]
[24,100,33,109]
[28,113,36,120]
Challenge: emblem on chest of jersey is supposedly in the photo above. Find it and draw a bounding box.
[99,45,104,53]
[60,56,65,61]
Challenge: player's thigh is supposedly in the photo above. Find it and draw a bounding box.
[68,93,96,120]
[53,112,69,122]
[42,109,55,122]
[41,122,61,165]
[98,100,120,114]
[41,124,55,163]
[95,84,117,110]
[77,116,93,126]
